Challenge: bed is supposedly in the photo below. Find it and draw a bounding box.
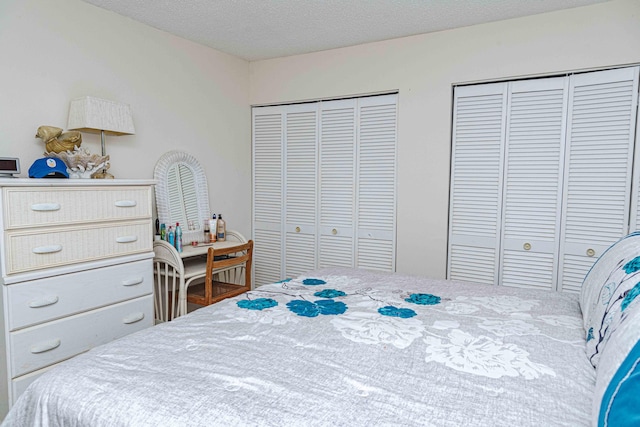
[4,234,640,426]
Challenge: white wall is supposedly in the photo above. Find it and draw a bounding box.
[249,0,640,279]
[0,0,251,237]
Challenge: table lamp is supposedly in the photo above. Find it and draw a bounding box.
[67,96,135,179]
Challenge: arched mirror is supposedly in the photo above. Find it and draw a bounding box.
[154,151,210,245]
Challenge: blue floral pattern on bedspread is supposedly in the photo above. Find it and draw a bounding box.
[226,273,573,380]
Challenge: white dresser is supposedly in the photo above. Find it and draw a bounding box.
[0,179,155,418]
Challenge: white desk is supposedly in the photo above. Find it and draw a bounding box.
[152,232,247,320]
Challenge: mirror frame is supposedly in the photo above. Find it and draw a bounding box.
[154,150,210,245]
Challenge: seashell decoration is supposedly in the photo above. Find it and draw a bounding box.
[35,125,82,153]
[47,146,109,179]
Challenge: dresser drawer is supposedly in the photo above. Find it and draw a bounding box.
[2,186,151,230]
[7,259,152,331]
[10,295,152,377]
[11,365,54,404]
[5,220,152,274]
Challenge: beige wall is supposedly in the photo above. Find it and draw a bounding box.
[0,0,252,237]
[249,0,640,278]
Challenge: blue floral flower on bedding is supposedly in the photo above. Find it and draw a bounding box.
[277,278,292,283]
[378,306,417,318]
[237,298,278,310]
[405,293,441,305]
[621,282,640,311]
[314,289,346,298]
[302,278,327,286]
[623,256,640,274]
[287,299,347,317]
[587,327,594,342]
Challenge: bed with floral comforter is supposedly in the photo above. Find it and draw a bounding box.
[6,265,606,427]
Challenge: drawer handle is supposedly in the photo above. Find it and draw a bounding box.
[32,245,63,254]
[30,203,61,212]
[116,236,138,244]
[30,339,61,354]
[122,277,144,287]
[115,200,137,208]
[123,312,145,324]
[29,295,59,308]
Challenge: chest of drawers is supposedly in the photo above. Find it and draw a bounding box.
[0,179,155,419]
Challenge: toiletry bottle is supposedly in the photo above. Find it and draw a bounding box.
[160,223,166,241]
[203,219,210,243]
[175,222,183,253]
[217,214,226,242]
[209,214,217,243]
[168,226,175,247]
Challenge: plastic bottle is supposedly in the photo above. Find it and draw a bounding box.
[203,220,210,243]
[217,214,226,242]
[209,214,217,243]
[160,223,166,241]
[175,222,183,253]
[168,226,175,247]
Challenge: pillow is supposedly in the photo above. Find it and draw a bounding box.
[580,232,640,367]
[593,300,640,426]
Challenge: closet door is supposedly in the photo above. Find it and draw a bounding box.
[499,77,568,290]
[252,107,284,285]
[448,84,507,285]
[558,67,640,292]
[356,94,398,271]
[318,99,356,268]
[283,104,318,279]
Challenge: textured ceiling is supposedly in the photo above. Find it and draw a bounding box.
[82,0,607,61]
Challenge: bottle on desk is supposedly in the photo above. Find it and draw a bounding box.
[217,214,226,242]
[168,226,175,246]
[209,214,217,243]
[160,223,166,241]
[175,222,183,253]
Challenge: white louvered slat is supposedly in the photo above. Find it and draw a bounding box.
[558,67,639,292]
[319,99,356,268]
[448,244,496,285]
[499,77,567,290]
[285,233,316,278]
[284,105,318,275]
[253,109,284,283]
[448,83,507,285]
[356,94,397,271]
[253,229,282,285]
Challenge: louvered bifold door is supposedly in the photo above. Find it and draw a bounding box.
[448,83,507,285]
[499,77,568,290]
[356,94,398,271]
[252,107,284,285]
[558,67,640,292]
[319,99,357,268]
[284,104,319,278]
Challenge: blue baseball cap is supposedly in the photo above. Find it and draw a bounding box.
[28,157,69,178]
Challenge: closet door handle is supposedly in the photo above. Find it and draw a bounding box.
[122,277,144,287]
[295,227,301,233]
[30,339,61,354]
[116,236,138,244]
[32,245,63,254]
[115,200,137,208]
[123,312,145,324]
[332,228,337,235]
[586,248,596,257]
[523,243,532,251]
[30,203,61,212]
[29,295,59,308]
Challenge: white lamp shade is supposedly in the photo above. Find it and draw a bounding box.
[67,96,135,135]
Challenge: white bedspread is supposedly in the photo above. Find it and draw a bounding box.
[4,268,595,426]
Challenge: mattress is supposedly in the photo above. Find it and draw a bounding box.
[4,267,595,426]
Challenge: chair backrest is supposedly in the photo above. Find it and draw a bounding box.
[203,240,253,304]
[153,240,185,322]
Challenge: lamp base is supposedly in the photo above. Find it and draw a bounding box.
[92,170,114,179]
